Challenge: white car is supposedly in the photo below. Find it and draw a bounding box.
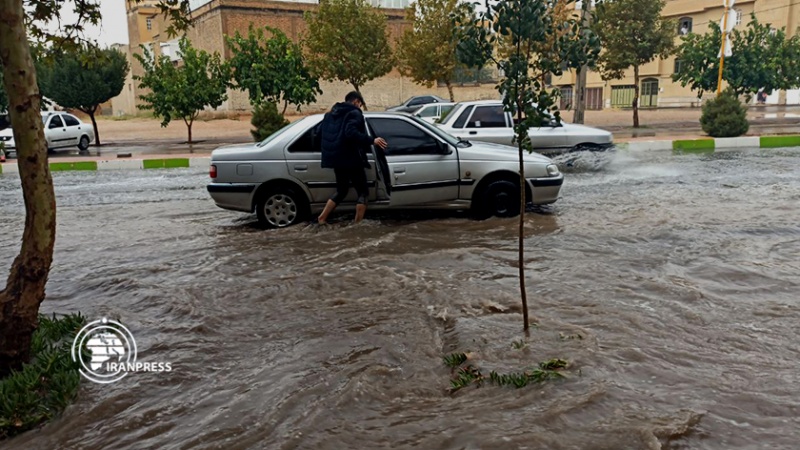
[436,100,613,155]
[0,112,95,156]
[413,102,456,124]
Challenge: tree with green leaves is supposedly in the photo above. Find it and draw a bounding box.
[37,46,128,146]
[674,15,800,102]
[304,0,394,95]
[594,0,675,128]
[396,0,465,101]
[0,0,193,376]
[456,0,600,331]
[226,25,320,115]
[134,36,230,144]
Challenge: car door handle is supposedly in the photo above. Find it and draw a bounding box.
[294,164,308,172]
[469,131,477,135]
[393,168,406,174]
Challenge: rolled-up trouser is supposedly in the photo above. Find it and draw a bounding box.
[331,167,369,204]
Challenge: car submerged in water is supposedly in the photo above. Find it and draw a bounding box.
[207,113,564,228]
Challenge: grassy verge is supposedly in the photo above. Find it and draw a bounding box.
[0,314,86,440]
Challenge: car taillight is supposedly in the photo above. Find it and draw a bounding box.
[209,164,217,179]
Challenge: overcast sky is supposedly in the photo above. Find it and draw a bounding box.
[55,0,129,47]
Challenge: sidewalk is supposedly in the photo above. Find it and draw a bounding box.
[2,105,800,173]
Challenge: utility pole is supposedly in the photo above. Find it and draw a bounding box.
[573,0,591,124]
[717,0,735,96]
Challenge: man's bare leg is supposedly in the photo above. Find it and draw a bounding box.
[354,203,367,223]
[318,199,337,224]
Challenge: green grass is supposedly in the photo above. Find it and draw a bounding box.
[49,161,97,171]
[444,352,569,393]
[759,135,800,148]
[0,314,86,440]
[143,158,190,169]
[672,139,715,154]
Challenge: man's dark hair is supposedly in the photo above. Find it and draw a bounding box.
[345,91,365,106]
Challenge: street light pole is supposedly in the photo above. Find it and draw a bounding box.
[573,0,591,124]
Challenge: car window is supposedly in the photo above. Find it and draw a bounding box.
[368,118,440,156]
[407,97,426,107]
[417,106,438,118]
[287,125,322,153]
[49,115,64,129]
[452,105,474,129]
[438,105,454,121]
[63,115,80,127]
[467,106,507,128]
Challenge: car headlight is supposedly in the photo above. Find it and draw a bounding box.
[546,164,560,176]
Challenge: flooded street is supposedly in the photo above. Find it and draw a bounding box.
[1,148,799,449]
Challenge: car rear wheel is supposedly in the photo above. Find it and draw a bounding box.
[78,135,90,151]
[256,187,308,228]
[478,180,520,218]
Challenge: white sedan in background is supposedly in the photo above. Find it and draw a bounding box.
[0,111,94,156]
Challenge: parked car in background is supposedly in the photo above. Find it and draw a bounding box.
[207,113,563,228]
[0,111,94,157]
[436,100,613,155]
[386,95,449,113]
[413,102,456,124]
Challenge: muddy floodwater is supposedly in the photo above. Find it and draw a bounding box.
[1,148,799,450]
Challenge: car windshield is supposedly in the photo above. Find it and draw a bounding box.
[405,114,461,147]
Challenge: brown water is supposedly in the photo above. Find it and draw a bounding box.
[1,148,800,450]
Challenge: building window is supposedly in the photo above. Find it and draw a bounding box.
[674,59,683,74]
[146,18,152,31]
[678,17,692,35]
[734,9,743,26]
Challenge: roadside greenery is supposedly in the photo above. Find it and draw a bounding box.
[700,88,749,137]
[395,0,466,101]
[134,36,231,144]
[37,46,129,146]
[0,314,86,440]
[594,0,675,128]
[456,0,600,331]
[251,102,289,142]
[444,352,568,393]
[304,0,394,95]
[673,15,800,102]
[226,25,320,115]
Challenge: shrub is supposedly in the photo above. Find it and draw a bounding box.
[0,314,86,440]
[700,89,749,137]
[250,102,289,142]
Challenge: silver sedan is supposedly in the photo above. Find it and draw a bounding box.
[207,113,564,228]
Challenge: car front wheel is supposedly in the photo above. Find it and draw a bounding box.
[256,187,308,228]
[478,180,520,218]
[78,135,90,151]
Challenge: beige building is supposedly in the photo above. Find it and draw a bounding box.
[553,0,800,109]
[114,0,499,116]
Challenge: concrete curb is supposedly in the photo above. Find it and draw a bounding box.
[0,157,211,175]
[620,135,800,154]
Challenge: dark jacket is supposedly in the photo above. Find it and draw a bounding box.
[319,102,373,169]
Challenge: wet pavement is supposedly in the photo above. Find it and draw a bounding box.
[1,147,799,449]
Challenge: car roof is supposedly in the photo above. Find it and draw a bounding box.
[454,99,503,106]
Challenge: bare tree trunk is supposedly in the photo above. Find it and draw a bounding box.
[88,106,100,146]
[282,100,288,116]
[574,67,587,124]
[446,80,455,102]
[633,65,640,128]
[0,0,57,377]
[516,105,529,332]
[184,117,194,144]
